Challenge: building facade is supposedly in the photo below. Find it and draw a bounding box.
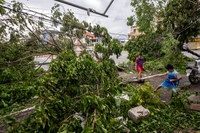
[128,26,143,39]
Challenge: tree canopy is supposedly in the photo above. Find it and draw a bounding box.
[162,0,200,48]
[126,0,200,66]
[127,0,167,33]
[1,1,200,133]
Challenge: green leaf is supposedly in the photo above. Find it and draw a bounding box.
[4,116,15,125]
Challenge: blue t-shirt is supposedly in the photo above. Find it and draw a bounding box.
[136,58,144,67]
[165,70,179,85]
[161,69,181,92]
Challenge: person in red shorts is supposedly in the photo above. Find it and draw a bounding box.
[135,54,145,80]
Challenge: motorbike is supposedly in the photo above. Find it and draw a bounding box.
[186,58,200,84]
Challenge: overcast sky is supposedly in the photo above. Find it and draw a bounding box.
[5,0,133,40]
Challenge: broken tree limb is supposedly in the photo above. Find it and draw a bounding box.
[116,65,125,71]
[0,106,35,119]
[183,47,200,58]
[136,74,161,80]
[120,74,161,85]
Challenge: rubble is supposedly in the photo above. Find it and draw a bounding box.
[128,105,150,123]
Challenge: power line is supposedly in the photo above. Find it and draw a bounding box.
[3,2,128,21]
[23,7,127,20]
[55,0,115,18]
[0,4,129,38]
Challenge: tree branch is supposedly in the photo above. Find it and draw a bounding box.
[0,52,57,65]
[43,28,62,51]
[183,47,200,58]
[92,109,97,131]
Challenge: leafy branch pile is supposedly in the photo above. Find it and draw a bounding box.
[0,0,200,133]
[8,50,125,132]
[0,43,40,108]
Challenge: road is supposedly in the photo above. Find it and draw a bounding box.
[113,50,200,64]
[34,51,130,70]
[111,50,200,65]
[35,50,200,70]
[182,50,200,59]
[110,51,129,65]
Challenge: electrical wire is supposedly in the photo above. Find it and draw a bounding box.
[0,3,129,39]
[4,1,128,20]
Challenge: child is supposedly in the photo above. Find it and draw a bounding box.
[135,54,145,80]
[154,64,182,93]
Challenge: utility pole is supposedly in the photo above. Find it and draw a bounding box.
[54,0,114,18]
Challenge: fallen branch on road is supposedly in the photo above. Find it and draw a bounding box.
[119,74,161,85]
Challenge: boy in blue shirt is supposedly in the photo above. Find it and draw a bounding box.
[154,64,182,93]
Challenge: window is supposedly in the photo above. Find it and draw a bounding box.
[133,29,136,33]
